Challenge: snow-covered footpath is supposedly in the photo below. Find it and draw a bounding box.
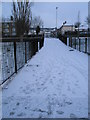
[2,38,88,118]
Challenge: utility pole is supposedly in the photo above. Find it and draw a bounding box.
[78,11,80,32]
[56,7,58,29]
[56,7,58,38]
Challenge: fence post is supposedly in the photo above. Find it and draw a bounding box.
[35,39,38,53]
[34,41,36,55]
[71,37,72,47]
[69,38,70,46]
[25,42,27,63]
[41,37,43,48]
[31,41,33,57]
[42,34,44,47]
[85,38,87,53]
[79,38,81,51]
[29,42,31,59]
[39,40,42,49]
[32,41,35,56]
[75,38,76,49]
[14,42,17,73]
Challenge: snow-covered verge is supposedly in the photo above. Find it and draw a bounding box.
[2,38,88,118]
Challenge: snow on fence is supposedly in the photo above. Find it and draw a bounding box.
[67,37,89,54]
[0,34,44,84]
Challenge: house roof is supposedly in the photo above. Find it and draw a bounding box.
[59,25,75,30]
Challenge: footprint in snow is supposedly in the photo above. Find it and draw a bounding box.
[75,83,78,86]
[16,102,20,106]
[72,91,75,94]
[41,83,44,86]
[53,76,56,79]
[43,87,47,90]
[36,65,39,67]
[13,108,16,110]
[57,111,64,115]
[70,113,77,118]
[17,112,26,117]
[26,64,33,67]
[35,79,38,81]
[38,113,42,118]
[20,86,23,89]
[65,101,72,105]
[10,111,15,116]
[33,69,35,72]
[58,73,61,75]
[3,102,8,105]
[67,86,71,91]
[50,80,53,84]
[33,74,35,76]
[53,93,57,96]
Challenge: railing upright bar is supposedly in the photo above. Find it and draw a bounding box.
[14,42,17,73]
[85,38,87,53]
[79,38,81,51]
[25,42,27,63]
[75,38,76,49]
[69,38,70,46]
[71,37,72,47]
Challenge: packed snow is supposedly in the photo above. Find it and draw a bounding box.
[2,38,88,118]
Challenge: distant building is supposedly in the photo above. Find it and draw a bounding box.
[2,20,16,36]
[59,25,75,35]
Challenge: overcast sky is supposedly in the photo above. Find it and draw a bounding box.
[2,2,88,28]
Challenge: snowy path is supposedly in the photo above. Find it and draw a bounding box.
[2,38,88,118]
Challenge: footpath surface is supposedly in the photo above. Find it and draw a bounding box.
[2,38,88,118]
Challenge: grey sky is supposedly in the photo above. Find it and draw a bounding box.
[2,2,88,28]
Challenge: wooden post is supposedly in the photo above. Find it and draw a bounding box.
[79,38,81,51]
[25,42,27,63]
[14,42,17,73]
[85,38,87,53]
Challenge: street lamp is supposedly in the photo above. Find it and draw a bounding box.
[63,21,67,26]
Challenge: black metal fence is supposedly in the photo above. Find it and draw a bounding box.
[68,37,89,54]
[0,34,44,84]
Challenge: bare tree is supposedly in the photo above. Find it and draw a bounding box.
[75,22,81,29]
[12,1,32,36]
[85,16,90,29]
[32,16,44,28]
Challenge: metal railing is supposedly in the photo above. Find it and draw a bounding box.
[0,34,44,84]
[68,37,89,54]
